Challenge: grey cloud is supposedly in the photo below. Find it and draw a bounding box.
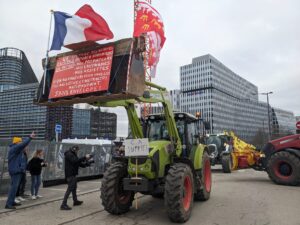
[1,0,299,138]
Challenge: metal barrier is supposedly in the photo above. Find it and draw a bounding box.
[0,139,112,194]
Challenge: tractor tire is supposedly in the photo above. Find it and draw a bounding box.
[222,154,232,173]
[101,162,134,214]
[267,151,300,186]
[165,163,194,223]
[195,152,212,201]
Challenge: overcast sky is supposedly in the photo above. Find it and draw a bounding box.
[1,0,299,136]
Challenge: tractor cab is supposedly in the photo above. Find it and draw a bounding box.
[145,112,201,157]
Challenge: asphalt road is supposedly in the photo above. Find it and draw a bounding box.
[0,167,299,225]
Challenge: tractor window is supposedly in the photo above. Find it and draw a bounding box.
[176,120,185,143]
[206,136,222,150]
[187,122,196,146]
[147,119,186,142]
[147,120,169,141]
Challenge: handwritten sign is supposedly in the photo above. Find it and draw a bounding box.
[124,138,149,157]
[49,46,114,99]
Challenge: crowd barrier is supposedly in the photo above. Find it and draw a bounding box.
[0,139,112,194]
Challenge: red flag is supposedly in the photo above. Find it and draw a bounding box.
[133,2,166,77]
[75,4,114,41]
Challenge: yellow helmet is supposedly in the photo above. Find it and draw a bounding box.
[12,137,22,144]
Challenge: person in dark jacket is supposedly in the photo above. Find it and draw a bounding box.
[27,149,47,199]
[15,147,29,202]
[5,131,35,210]
[60,145,91,210]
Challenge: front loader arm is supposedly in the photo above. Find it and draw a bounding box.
[93,81,182,157]
[93,100,143,139]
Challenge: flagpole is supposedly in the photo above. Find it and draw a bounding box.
[43,9,54,95]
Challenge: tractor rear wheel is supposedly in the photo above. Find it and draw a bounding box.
[195,152,212,201]
[165,163,194,223]
[222,154,232,173]
[267,151,300,186]
[101,162,134,214]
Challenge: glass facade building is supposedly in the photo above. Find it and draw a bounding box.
[180,54,295,142]
[0,48,37,92]
[72,108,117,140]
[0,47,73,140]
[0,83,47,139]
[272,107,296,137]
[72,108,91,137]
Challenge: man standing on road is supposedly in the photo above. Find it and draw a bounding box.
[5,131,35,210]
[16,147,29,202]
[60,145,91,210]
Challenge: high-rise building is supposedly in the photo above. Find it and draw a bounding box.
[0,48,37,92]
[72,108,117,140]
[0,47,73,140]
[46,106,73,141]
[0,83,47,139]
[272,107,296,137]
[170,89,181,112]
[140,89,181,115]
[180,54,295,142]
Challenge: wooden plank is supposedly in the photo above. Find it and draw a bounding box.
[42,38,134,69]
[35,93,138,106]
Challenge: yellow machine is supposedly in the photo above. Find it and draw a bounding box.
[224,131,262,170]
[205,131,263,173]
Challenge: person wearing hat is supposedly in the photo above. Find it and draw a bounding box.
[5,131,35,210]
[60,145,91,210]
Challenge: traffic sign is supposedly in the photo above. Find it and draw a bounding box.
[55,124,62,133]
[296,121,300,130]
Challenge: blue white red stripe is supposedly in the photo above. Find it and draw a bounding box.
[50,4,113,50]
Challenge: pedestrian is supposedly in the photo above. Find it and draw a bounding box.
[27,149,47,200]
[5,131,35,210]
[15,147,29,202]
[60,145,91,210]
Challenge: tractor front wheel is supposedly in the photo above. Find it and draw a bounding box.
[195,152,212,201]
[100,162,134,214]
[267,151,300,186]
[165,163,194,223]
[222,154,232,173]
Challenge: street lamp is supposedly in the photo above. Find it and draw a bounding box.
[261,92,273,140]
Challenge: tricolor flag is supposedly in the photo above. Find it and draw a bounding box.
[50,4,114,50]
[133,1,166,77]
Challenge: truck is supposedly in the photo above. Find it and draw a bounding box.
[36,37,211,222]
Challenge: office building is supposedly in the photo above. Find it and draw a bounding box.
[140,89,181,115]
[272,107,296,137]
[0,48,37,92]
[0,47,72,140]
[180,54,295,142]
[72,108,117,140]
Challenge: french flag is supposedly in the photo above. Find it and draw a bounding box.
[50,4,114,50]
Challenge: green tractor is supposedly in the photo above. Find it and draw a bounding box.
[97,82,212,223]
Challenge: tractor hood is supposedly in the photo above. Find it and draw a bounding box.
[269,134,300,150]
